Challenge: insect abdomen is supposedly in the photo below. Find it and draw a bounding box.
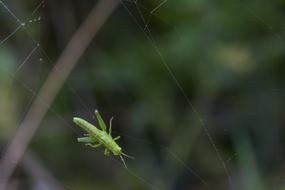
[73,117,102,136]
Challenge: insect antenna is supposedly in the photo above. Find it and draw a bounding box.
[122,152,135,159]
[120,155,128,169]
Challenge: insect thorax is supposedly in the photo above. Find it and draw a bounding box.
[100,134,122,155]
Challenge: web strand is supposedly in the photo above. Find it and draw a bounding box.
[115,132,207,185]
[0,0,45,46]
[0,0,84,137]
[0,0,23,24]
[0,2,120,190]
[150,0,167,15]
[0,0,95,119]
[166,148,208,185]
[110,156,160,190]
[0,25,22,46]
[120,0,232,185]
[15,45,39,74]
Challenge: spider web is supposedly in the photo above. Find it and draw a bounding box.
[0,0,284,190]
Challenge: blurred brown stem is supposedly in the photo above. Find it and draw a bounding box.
[0,0,119,189]
[22,151,65,190]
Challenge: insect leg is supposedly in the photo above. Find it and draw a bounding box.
[113,136,120,141]
[86,143,101,148]
[109,116,114,135]
[104,148,110,156]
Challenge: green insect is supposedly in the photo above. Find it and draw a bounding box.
[73,110,133,168]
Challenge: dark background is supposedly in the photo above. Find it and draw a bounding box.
[0,0,285,189]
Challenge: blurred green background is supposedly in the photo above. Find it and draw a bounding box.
[1,0,285,189]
